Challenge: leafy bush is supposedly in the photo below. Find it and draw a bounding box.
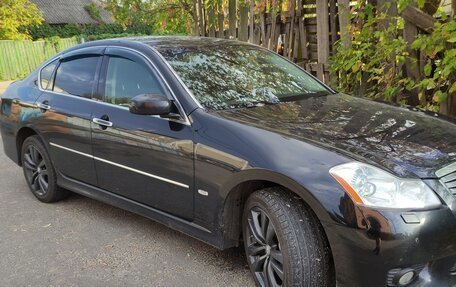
[412,20,456,108]
[330,3,411,102]
[24,23,154,40]
[84,33,146,41]
[331,1,455,112]
[84,3,102,23]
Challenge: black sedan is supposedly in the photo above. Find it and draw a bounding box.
[1,36,455,287]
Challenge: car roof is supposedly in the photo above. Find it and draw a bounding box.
[122,36,250,48]
[55,36,259,61]
[70,36,254,52]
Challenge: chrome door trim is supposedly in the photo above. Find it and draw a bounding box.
[50,142,189,189]
[50,142,93,159]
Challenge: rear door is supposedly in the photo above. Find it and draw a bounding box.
[34,47,104,185]
[90,47,194,220]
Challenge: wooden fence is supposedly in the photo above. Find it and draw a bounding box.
[192,0,456,117]
[192,0,347,82]
[192,0,436,82]
[0,37,81,81]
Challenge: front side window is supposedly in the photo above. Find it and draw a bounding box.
[40,59,58,90]
[104,56,164,106]
[53,56,100,98]
[157,44,331,110]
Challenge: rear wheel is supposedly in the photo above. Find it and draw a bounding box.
[243,187,334,287]
[21,136,69,202]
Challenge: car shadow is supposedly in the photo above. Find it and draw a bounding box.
[56,192,253,282]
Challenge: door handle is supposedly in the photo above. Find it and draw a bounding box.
[37,102,51,111]
[92,117,113,127]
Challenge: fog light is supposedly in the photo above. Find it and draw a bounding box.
[387,265,423,286]
[450,262,456,276]
[398,271,415,285]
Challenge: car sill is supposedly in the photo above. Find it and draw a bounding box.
[56,171,211,234]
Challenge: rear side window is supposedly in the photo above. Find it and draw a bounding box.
[104,56,164,106]
[54,56,100,98]
[40,59,58,90]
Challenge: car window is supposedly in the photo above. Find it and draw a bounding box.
[53,56,100,98]
[104,56,165,106]
[40,59,58,90]
[157,44,330,110]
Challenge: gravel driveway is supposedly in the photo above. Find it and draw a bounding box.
[0,133,254,287]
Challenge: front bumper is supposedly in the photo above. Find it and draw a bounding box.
[323,180,456,287]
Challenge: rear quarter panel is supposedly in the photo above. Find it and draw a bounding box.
[0,71,43,164]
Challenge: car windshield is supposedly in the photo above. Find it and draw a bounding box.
[156,43,331,110]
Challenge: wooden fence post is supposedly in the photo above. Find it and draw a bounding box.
[239,6,249,41]
[337,0,350,48]
[403,19,420,105]
[329,0,338,48]
[316,0,330,81]
[260,13,267,47]
[192,0,200,35]
[217,9,225,38]
[287,0,296,59]
[452,0,456,17]
[377,0,397,30]
[197,0,205,35]
[208,9,216,37]
[249,0,255,43]
[298,0,308,60]
[229,0,237,38]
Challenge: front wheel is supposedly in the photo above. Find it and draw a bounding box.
[21,135,69,203]
[242,187,334,287]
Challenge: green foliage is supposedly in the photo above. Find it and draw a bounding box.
[84,33,147,41]
[330,2,411,101]
[413,20,456,105]
[84,2,102,23]
[24,23,154,40]
[104,0,193,34]
[0,0,43,40]
[331,0,455,112]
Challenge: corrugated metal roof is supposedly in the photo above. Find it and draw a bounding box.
[31,0,113,24]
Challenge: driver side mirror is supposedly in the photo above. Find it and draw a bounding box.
[129,93,173,116]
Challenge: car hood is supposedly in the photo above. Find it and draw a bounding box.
[214,93,456,178]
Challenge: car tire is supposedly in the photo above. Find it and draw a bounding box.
[21,135,69,203]
[243,187,334,287]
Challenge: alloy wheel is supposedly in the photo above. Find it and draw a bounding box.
[245,207,284,287]
[23,145,49,196]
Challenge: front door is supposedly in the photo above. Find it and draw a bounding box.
[90,47,194,220]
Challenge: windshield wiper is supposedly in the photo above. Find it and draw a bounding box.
[245,100,280,108]
[280,91,333,102]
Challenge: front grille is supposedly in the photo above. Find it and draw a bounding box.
[436,162,456,196]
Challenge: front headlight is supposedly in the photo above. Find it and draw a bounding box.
[329,162,441,209]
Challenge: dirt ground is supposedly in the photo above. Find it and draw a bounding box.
[0,133,254,286]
